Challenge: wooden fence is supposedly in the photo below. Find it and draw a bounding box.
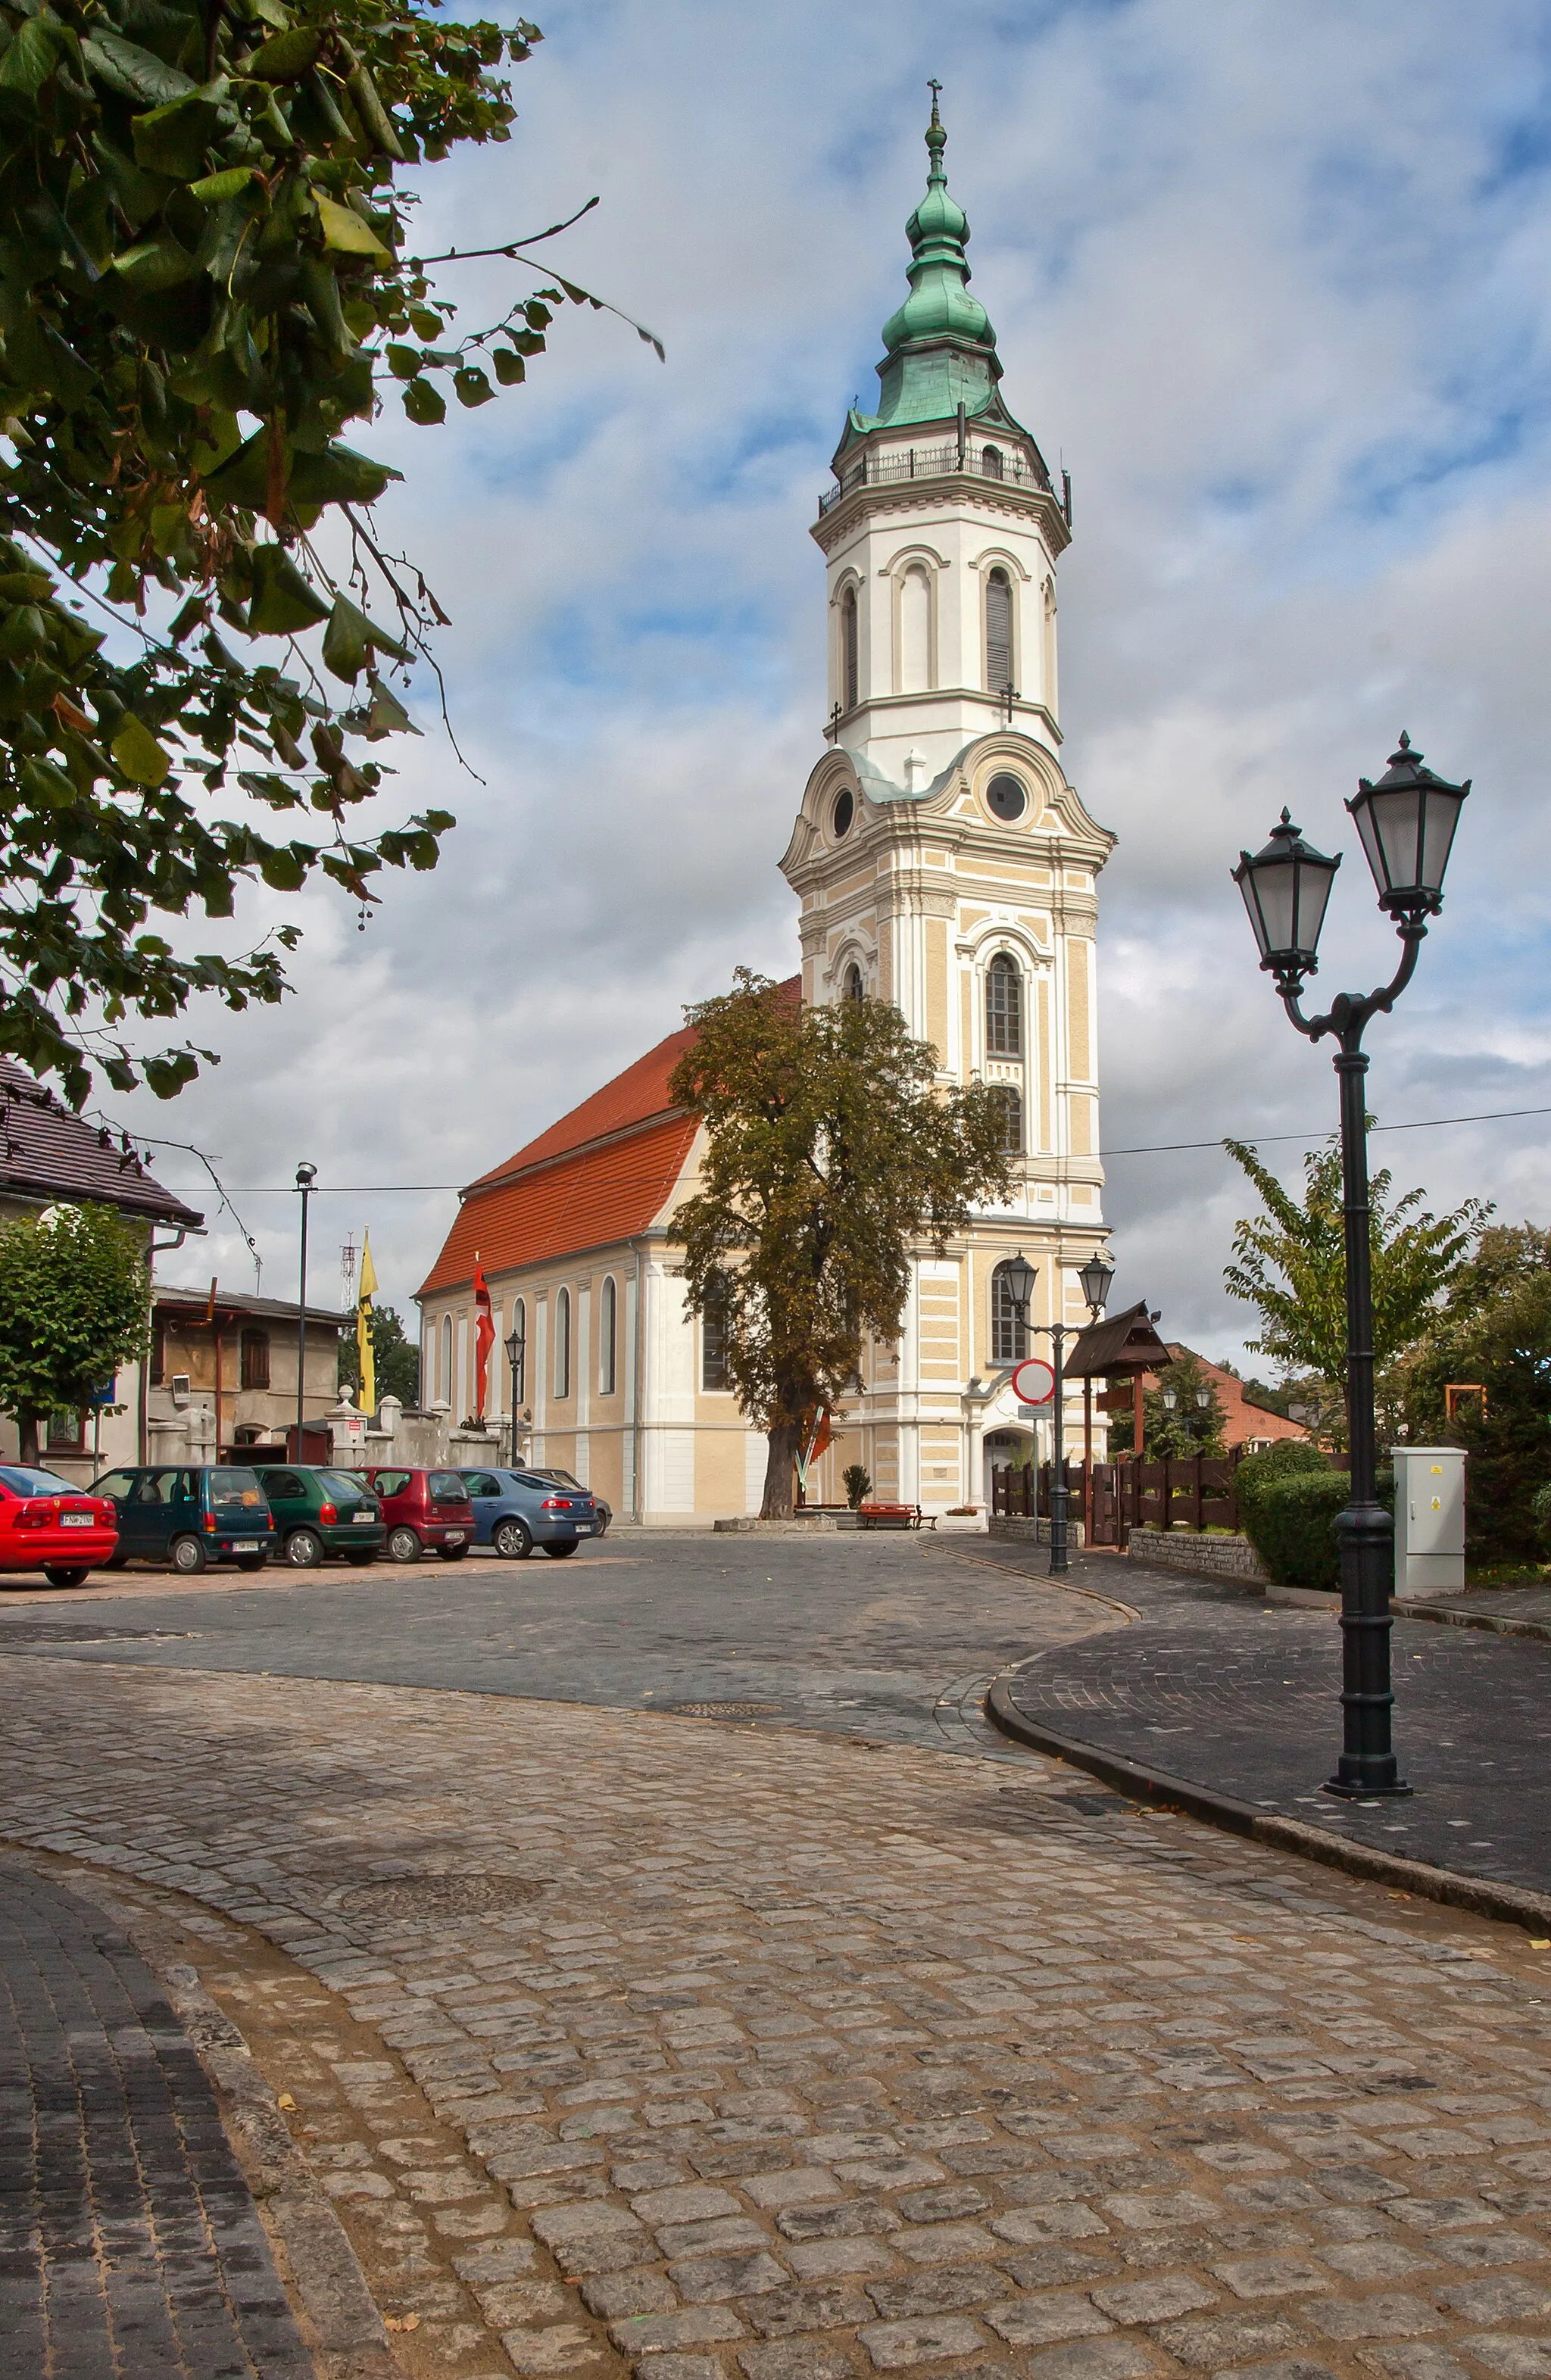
[991,1450,1252,1548]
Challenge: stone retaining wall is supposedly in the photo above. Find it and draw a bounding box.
[988,1517,1087,1548]
[1127,1525,1269,1583]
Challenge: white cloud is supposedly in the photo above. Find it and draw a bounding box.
[95,0,1551,1366]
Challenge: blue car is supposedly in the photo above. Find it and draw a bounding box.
[457,1467,599,1560]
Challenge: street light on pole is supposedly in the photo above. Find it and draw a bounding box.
[504,1316,526,1466]
[1232,731,1469,1799]
[1074,1254,1113,1547]
[295,1162,317,1454]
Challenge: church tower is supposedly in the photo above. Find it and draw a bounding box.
[780,93,1117,1511]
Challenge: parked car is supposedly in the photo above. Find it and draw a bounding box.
[354,1467,476,1564]
[88,1464,274,1574]
[457,1468,598,1559]
[523,1468,612,1536]
[245,1463,385,1567]
[0,1464,120,1588]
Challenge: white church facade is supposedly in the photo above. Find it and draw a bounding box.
[417,99,1116,1521]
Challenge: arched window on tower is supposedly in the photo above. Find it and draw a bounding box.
[986,953,1022,1056]
[843,962,864,1003]
[985,567,1013,696]
[840,584,859,713]
[554,1287,571,1399]
[990,1085,1023,1154]
[981,444,1004,481]
[991,1261,1028,1365]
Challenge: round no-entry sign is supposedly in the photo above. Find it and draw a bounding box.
[1010,1358,1056,1407]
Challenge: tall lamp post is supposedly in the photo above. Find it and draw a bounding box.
[504,1317,526,1465]
[1002,1249,1114,1577]
[295,1162,317,1454]
[1232,733,1469,1798]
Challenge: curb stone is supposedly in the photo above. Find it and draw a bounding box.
[984,1671,1551,1935]
[40,1857,398,2380]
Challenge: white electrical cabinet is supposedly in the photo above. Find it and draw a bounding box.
[1390,1446,1465,1598]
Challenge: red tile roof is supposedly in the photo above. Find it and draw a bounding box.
[1148,1346,1312,1449]
[420,982,801,1300]
[0,1059,204,1231]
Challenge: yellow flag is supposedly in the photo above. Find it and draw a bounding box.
[357,1231,378,1414]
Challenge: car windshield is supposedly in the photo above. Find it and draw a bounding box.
[318,1471,369,1499]
[429,1471,467,1503]
[209,1468,267,1507]
[0,1465,82,1496]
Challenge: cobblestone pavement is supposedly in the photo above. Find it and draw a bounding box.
[0,1856,312,2375]
[0,1535,1129,1761]
[8,1654,1551,2380]
[979,1552,1551,1900]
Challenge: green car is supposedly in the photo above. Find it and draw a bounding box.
[248,1462,385,1567]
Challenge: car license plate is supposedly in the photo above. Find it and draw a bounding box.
[352,1511,373,1524]
[61,1512,92,1527]
[232,1539,259,1552]
[444,1531,465,1546]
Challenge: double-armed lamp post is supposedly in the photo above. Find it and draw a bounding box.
[1231,733,1470,1798]
[1001,1249,1116,1575]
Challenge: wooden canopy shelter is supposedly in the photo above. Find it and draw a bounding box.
[1066,1299,1172,1464]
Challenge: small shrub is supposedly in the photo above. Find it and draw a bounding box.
[842,1463,872,1511]
[1240,1459,1395,1591]
[1533,1482,1551,1555]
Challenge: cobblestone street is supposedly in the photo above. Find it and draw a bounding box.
[6,1632,1551,2380]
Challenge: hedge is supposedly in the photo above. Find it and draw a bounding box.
[1236,1442,1393,1591]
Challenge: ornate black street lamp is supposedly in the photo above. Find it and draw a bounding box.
[295,1161,317,1452]
[1004,1249,1113,1577]
[504,1317,526,1464]
[1233,732,1470,1798]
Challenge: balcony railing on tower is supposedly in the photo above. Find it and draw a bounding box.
[818,440,1053,516]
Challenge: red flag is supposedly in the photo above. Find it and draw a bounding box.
[473,1257,495,1421]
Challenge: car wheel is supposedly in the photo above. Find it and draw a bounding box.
[542,1541,579,1559]
[594,1514,610,1537]
[170,1535,208,1575]
[42,1565,89,1589]
[345,1552,377,1567]
[494,1518,533,1561]
[388,1526,421,1564]
[437,1546,469,1561]
[234,1555,267,1572]
[285,1527,323,1567]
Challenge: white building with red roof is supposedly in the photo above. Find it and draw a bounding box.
[418,102,1116,1522]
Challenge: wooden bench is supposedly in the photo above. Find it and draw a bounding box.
[857,1502,937,1532]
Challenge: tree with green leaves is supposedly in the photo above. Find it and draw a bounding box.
[0,0,656,1102]
[669,972,1012,1520]
[1141,1347,1226,1460]
[337,1295,416,1404]
[0,1199,148,1459]
[1222,1136,1486,1446]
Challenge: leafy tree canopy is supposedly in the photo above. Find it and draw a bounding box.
[1222,1134,1487,1440]
[0,0,651,1101]
[1142,1347,1226,1460]
[669,972,1012,1518]
[0,1198,148,1458]
[338,1296,416,1404]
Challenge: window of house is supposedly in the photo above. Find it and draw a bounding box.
[986,953,1022,1056]
[441,1314,453,1406]
[702,1278,731,1391]
[982,444,1004,480]
[843,962,864,1003]
[985,566,1013,694]
[991,1262,1028,1365]
[554,1287,571,1399]
[239,1327,270,1390]
[991,1085,1023,1154]
[151,1314,166,1387]
[841,584,859,713]
[45,1408,84,1451]
[599,1277,616,1396]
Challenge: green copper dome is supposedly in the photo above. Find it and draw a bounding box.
[869,87,1002,431]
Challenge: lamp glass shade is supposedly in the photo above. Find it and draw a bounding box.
[504,1327,524,1367]
[1346,733,1468,915]
[1195,1387,1211,1409]
[1003,1250,1037,1318]
[1162,1389,1177,1411]
[1232,809,1340,975]
[1078,1255,1114,1313]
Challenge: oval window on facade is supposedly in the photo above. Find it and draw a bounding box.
[986,772,1027,822]
[832,787,854,840]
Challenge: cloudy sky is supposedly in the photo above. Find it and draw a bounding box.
[112,0,1551,1367]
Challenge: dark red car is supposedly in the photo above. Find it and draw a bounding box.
[356,1466,476,1564]
[0,1464,119,1587]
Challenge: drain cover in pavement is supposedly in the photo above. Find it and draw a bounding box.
[339,1874,550,1919]
[665,1700,785,1717]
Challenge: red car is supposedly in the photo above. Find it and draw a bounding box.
[356,1466,476,1564]
[0,1463,119,1587]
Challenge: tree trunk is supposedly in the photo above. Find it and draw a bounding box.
[17,1411,40,1465]
[761,1420,800,1519]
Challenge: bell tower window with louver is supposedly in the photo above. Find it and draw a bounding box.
[985,568,1013,697]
